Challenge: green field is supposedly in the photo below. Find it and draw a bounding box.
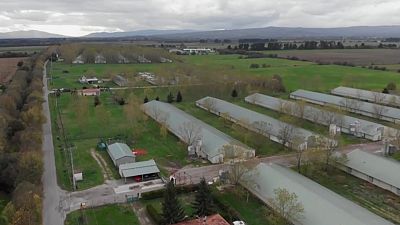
[65,204,140,225]
[50,53,400,190]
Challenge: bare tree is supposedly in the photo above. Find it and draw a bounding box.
[293,135,307,172]
[269,188,304,225]
[293,101,306,119]
[278,124,295,149]
[178,121,202,146]
[253,121,273,138]
[202,98,217,112]
[372,104,387,119]
[372,92,385,104]
[339,98,363,112]
[228,160,257,186]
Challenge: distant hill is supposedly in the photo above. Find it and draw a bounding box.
[84,29,197,38]
[0,30,65,39]
[154,26,400,40]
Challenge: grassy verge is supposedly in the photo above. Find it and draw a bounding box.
[65,204,140,225]
[301,166,400,224]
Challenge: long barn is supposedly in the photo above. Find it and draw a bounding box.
[245,93,385,141]
[290,89,400,124]
[196,97,332,150]
[244,163,395,225]
[331,86,400,108]
[142,100,255,164]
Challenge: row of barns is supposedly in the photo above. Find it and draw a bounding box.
[141,92,400,225]
[72,53,171,64]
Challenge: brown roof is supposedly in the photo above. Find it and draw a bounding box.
[172,214,230,225]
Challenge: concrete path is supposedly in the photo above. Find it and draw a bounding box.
[42,61,67,225]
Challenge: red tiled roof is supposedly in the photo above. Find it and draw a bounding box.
[172,214,230,225]
[82,88,100,93]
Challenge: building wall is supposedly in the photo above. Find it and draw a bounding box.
[115,156,136,167]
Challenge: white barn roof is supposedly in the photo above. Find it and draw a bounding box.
[142,100,254,160]
[344,149,400,189]
[332,86,400,107]
[119,160,160,178]
[245,163,395,225]
[246,93,384,137]
[290,89,400,120]
[196,97,317,144]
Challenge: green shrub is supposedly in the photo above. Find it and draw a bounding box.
[146,204,163,225]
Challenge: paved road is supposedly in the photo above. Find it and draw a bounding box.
[42,61,67,225]
[174,142,384,185]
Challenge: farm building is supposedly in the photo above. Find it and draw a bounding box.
[77,88,100,96]
[331,86,400,108]
[78,75,100,84]
[337,149,400,196]
[107,143,136,167]
[245,93,385,141]
[72,55,84,64]
[290,89,400,124]
[172,214,229,225]
[196,97,329,150]
[142,100,255,164]
[244,163,395,225]
[113,75,128,87]
[138,55,151,63]
[119,159,160,183]
[94,54,106,64]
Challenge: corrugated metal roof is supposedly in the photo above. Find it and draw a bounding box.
[196,97,316,144]
[345,149,400,188]
[246,93,384,137]
[290,89,400,120]
[332,86,400,107]
[119,159,160,177]
[142,100,254,159]
[107,143,135,161]
[245,163,395,225]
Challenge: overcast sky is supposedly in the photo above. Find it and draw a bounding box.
[1,0,399,36]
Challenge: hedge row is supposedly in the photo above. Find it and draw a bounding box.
[146,204,163,225]
[211,192,242,223]
[141,184,198,200]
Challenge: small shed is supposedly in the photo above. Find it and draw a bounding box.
[119,159,160,183]
[107,143,136,167]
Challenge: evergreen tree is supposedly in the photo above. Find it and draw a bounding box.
[192,178,215,217]
[231,88,238,98]
[155,96,160,101]
[176,91,183,102]
[144,96,149,103]
[94,96,100,107]
[161,182,185,225]
[167,92,174,103]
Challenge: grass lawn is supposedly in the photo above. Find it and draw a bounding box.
[142,193,196,217]
[65,204,140,225]
[301,166,400,224]
[50,91,190,190]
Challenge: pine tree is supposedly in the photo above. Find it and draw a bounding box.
[161,182,185,225]
[231,88,238,98]
[156,96,160,101]
[176,91,182,102]
[192,178,215,217]
[144,96,149,103]
[167,92,174,103]
[94,96,100,107]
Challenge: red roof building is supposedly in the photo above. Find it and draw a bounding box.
[78,88,101,96]
[172,214,230,225]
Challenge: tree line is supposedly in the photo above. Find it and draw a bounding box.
[0,48,52,225]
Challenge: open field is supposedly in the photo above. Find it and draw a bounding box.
[262,49,400,66]
[50,52,400,190]
[65,204,140,225]
[301,166,400,224]
[0,57,25,83]
[0,45,47,53]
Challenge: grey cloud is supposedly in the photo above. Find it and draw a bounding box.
[0,0,399,36]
